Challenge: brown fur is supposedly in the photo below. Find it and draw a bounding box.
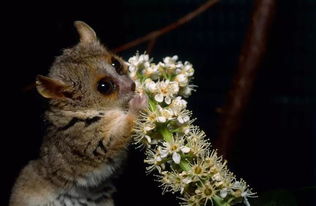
[10,21,147,206]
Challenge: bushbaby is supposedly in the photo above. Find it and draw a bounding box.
[10,21,147,206]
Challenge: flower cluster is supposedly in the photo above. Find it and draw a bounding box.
[128,53,256,206]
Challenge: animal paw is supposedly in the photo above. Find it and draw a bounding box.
[128,94,148,114]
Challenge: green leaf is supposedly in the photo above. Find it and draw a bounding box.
[179,160,191,171]
[148,98,157,111]
[160,127,173,142]
[213,195,231,206]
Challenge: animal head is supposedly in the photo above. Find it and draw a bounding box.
[36,21,135,111]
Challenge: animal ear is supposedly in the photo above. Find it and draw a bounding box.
[74,21,97,44]
[36,75,70,99]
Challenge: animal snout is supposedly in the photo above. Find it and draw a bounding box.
[131,82,136,92]
[119,78,136,94]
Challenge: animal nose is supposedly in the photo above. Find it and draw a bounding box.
[131,82,136,92]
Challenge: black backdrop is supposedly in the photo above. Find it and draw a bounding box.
[1,0,315,205]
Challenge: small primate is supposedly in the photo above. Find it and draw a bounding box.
[10,21,147,206]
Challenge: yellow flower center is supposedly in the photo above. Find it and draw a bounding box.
[161,88,168,95]
[171,144,179,152]
[233,189,242,197]
[204,186,214,196]
[193,166,202,175]
[148,113,157,122]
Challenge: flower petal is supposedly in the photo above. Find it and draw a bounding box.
[183,115,190,122]
[157,116,166,123]
[165,96,171,104]
[145,135,151,143]
[160,150,169,158]
[220,188,228,198]
[180,146,191,153]
[155,94,164,102]
[177,116,184,124]
[172,152,181,164]
[182,177,192,184]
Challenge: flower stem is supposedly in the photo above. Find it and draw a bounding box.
[179,160,191,171]
[160,127,173,142]
[213,195,231,206]
[148,98,157,111]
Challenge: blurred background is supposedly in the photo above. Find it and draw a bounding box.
[1,0,315,205]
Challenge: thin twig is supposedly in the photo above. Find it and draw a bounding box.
[215,0,276,159]
[146,38,157,55]
[113,0,220,53]
[23,0,219,92]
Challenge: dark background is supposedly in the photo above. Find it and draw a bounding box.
[1,0,315,205]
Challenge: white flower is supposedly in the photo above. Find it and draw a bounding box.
[169,97,187,115]
[144,79,157,93]
[177,122,195,135]
[128,53,154,80]
[175,74,188,87]
[179,84,196,98]
[232,181,242,189]
[181,125,192,134]
[145,149,165,173]
[128,66,138,80]
[175,61,194,77]
[168,81,180,94]
[194,181,218,206]
[159,136,190,164]
[172,147,190,164]
[163,55,178,65]
[183,62,195,77]
[159,170,193,194]
[156,106,173,123]
[134,80,145,94]
[139,54,150,62]
[212,173,223,181]
[173,109,191,124]
[129,65,137,73]
[128,53,150,66]
[189,160,209,181]
[232,179,257,200]
[142,63,158,77]
[181,86,192,97]
[185,127,209,156]
[132,117,156,145]
[154,80,179,104]
[132,108,158,146]
[137,105,173,125]
[177,114,190,124]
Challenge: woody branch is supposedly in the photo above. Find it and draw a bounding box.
[215,0,276,159]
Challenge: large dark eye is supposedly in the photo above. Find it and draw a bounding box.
[111,57,124,75]
[97,78,115,95]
